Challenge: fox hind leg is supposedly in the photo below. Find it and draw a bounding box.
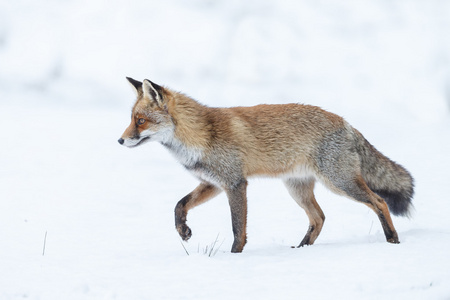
[316,132,399,243]
[283,178,325,247]
[352,176,400,243]
[175,182,222,241]
[323,174,399,243]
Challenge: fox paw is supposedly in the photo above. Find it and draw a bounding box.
[387,237,400,244]
[177,224,192,241]
[387,232,400,244]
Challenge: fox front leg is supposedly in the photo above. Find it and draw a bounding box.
[174,183,222,241]
[224,180,248,253]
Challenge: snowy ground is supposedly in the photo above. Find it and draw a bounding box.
[1,104,449,299]
[1,0,450,299]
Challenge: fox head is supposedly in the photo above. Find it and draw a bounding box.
[118,77,175,147]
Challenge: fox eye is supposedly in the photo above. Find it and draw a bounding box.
[137,118,146,125]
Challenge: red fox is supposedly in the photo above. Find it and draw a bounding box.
[118,77,414,253]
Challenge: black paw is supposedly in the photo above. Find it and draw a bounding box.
[387,237,400,244]
[177,224,192,241]
[297,235,312,247]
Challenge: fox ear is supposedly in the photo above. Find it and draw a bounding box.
[142,79,164,106]
[126,77,142,96]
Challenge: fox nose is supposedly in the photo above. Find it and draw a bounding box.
[118,138,124,145]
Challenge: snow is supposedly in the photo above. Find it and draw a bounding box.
[1,0,450,299]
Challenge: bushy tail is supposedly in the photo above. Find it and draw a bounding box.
[354,129,414,217]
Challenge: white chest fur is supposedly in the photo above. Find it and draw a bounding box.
[161,138,203,169]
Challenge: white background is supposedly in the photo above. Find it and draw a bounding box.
[1,1,449,299]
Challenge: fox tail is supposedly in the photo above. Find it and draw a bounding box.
[355,129,414,217]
